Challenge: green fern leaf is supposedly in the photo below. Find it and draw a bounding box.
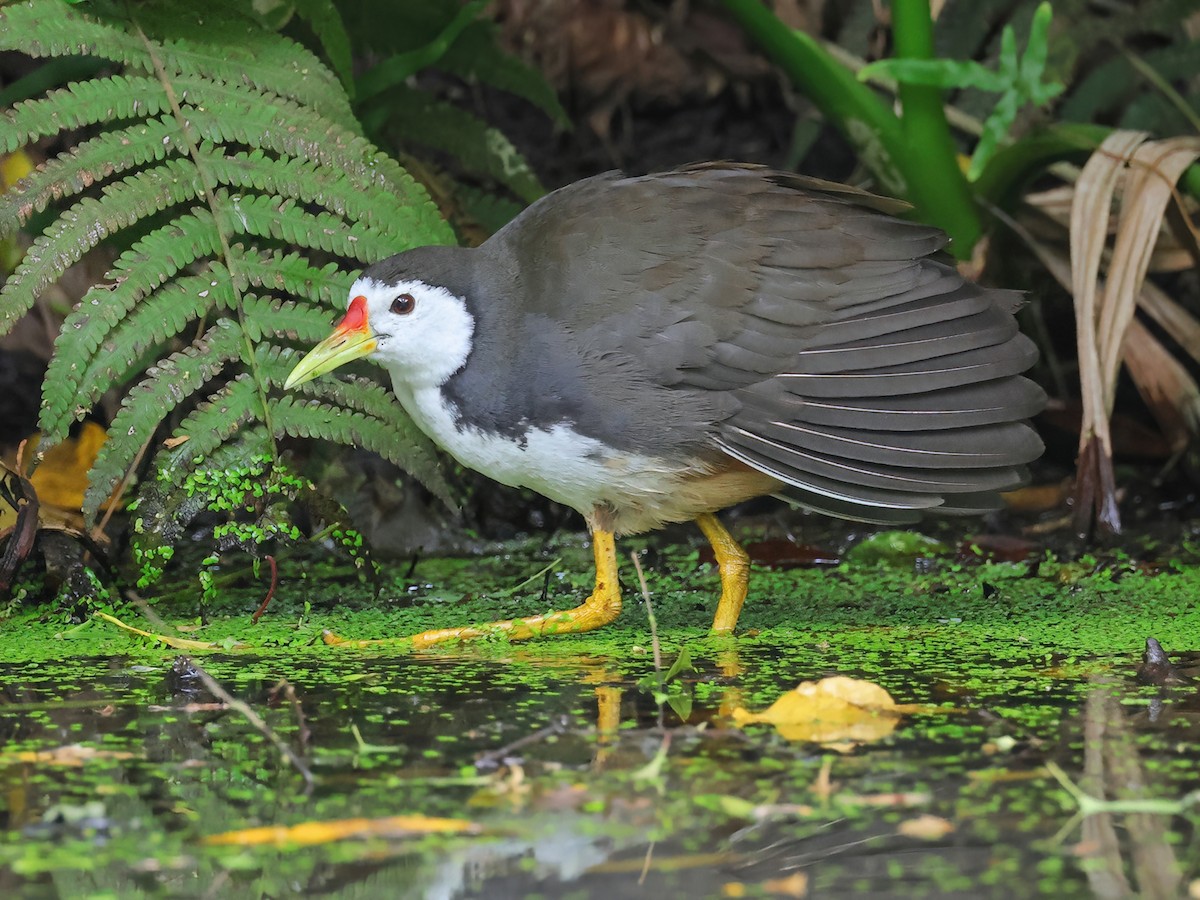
[235,249,353,311]
[0,159,205,335]
[201,148,417,243]
[238,294,340,344]
[210,190,395,262]
[83,319,247,520]
[171,375,262,462]
[43,265,238,441]
[0,116,178,232]
[0,0,459,546]
[0,0,356,131]
[268,394,452,504]
[0,76,172,155]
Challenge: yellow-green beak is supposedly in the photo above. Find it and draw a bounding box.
[284,295,377,389]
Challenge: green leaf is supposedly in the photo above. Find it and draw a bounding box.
[968,90,1022,181]
[998,21,1019,77]
[366,85,544,202]
[859,57,1007,92]
[355,0,488,103]
[439,23,569,126]
[663,646,694,683]
[1021,1,1054,85]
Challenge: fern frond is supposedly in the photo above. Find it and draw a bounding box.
[0,159,205,335]
[238,294,339,344]
[0,0,460,552]
[210,190,394,262]
[300,374,416,424]
[0,76,172,154]
[43,265,238,440]
[200,148,417,243]
[268,394,452,503]
[101,211,224,306]
[176,89,443,219]
[0,74,447,240]
[171,375,262,461]
[0,0,356,131]
[83,319,247,519]
[0,117,178,231]
[236,249,352,311]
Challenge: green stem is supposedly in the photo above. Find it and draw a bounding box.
[718,0,905,191]
[719,0,981,255]
[891,0,980,256]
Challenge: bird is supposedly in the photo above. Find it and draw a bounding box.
[285,163,1045,648]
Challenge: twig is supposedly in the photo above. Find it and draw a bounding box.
[474,715,569,771]
[267,678,310,753]
[184,656,314,793]
[638,839,656,885]
[250,555,278,624]
[630,551,665,729]
[630,551,662,674]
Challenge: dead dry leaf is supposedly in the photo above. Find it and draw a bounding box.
[898,813,956,840]
[1069,132,1200,533]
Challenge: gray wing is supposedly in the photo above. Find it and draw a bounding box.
[486,164,1045,523]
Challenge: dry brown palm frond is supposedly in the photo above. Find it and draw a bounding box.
[1069,132,1200,535]
[1000,135,1200,537]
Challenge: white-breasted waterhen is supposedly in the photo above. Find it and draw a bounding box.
[285,163,1045,648]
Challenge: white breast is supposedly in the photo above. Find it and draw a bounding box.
[392,382,738,534]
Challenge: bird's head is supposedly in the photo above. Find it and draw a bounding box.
[284,247,476,391]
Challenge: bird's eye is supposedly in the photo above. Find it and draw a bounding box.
[390,293,416,315]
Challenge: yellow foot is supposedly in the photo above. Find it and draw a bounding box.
[324,530,623,649]
[696,512,750,634]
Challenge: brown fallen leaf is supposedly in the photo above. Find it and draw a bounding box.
[731,676,920,746]
[999,480,1071,514]
[203,814,481,847]
[897,814,955,840]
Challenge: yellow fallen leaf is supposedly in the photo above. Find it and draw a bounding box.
[93,611,246,651]
[25,423,109,511]
[0,149,34,189]
[0,744,136,766]
[203,814,481,847]
[897,813,955,840]
[763,872,809,897]
[731,676,903,745]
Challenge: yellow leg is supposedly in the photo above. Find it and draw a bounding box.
[323,530,622,649]
[696,512,749,634]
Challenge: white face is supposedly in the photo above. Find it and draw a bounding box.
[351,275,475,387]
